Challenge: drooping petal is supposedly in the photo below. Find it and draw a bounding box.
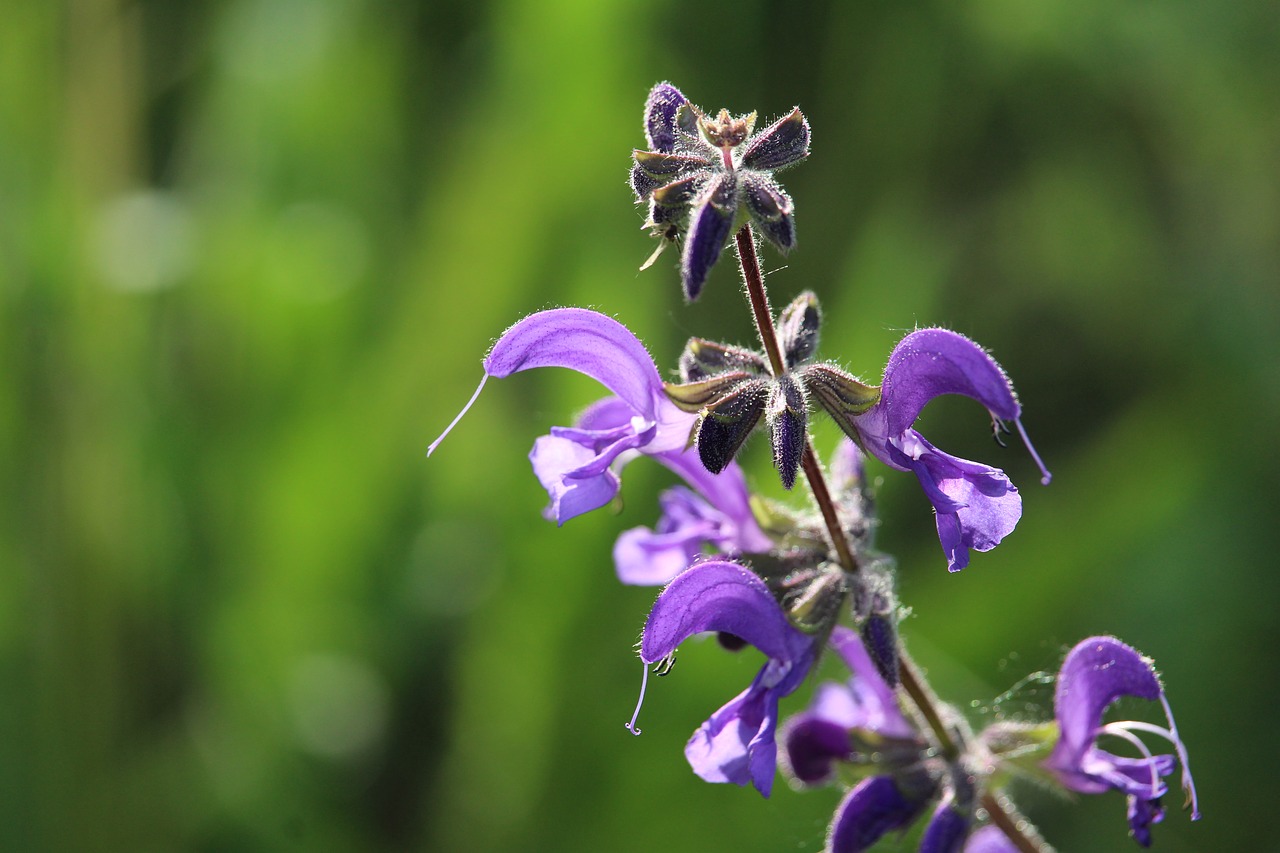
[529,432,623,522]
[877,328,1020,437]
[644,82,689,153]
[484,308,663,418]
[887,430,1021,573]
[684,670,783,795]
[651,449,772,552]
[681,173,738,301]
[741,107,811,171]
[827,776,927,853]
[741,171,797,253]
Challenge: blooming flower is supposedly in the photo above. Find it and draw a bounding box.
[631,81,811,300]
[632,560,820,796]
[1044,636,1200,846]
[829,328,1052,572]
[428,308,698,522]
[612,443,773,584]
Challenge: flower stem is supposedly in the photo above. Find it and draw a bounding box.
[733,223,1050,853]
[734,225,858,574]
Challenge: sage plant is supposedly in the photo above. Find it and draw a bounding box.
[431,82,1200,852]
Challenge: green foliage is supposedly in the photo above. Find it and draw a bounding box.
[1,0,1275,850]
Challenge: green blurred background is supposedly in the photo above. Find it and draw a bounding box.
[2,0,1276,850]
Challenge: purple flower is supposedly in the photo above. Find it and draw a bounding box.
[612,446,773,584]
[825,328,1052,572]
[428,308,698,523]
[962,827,1019,853]
[1044,636,1201,847]
[633,561,819,796]
[632,82,810,300]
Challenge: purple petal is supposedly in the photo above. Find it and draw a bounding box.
[1046,637,1162,787]
[964,827,1019,853]
[827,776,926,853]
[640,561,797,663]
[529,433,622,522]
[681,174,737,301]
[781,704,853,785]
[652,450,772,552]
[1127,795,1165,847]
[529,396,674,525]
[878,328,1020,437]
[887,431,1021,573]
[612,487,722,585]
[644,82,688,153]
[919,800,969,853]
[684,673,783,796]
[828,627,914,738]
[484,308,662,418]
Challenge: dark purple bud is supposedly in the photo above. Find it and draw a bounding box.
[860,611,899,688]
[678,338,768,382]
[767,373,808,489]
[696,378,768,474]
[828,776,929,853]
[918,800,970,853]
[741,107,810,170]
[783,713,854,785]
[644,82,689,153]
[776,291,821,368]
[742,172,797,254]
[630,162,665,201]
[801,363,881,438]
[681,174,737,301]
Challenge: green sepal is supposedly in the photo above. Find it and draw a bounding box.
[633,149,711,179]
[663,371,755,413]
[801,363,881,440]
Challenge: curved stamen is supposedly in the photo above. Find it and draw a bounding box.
[428,374,489,456]
[1100,722,1164,797]
[1160,694,1202,819]
[1014,418,1052,485]
[625,658,650,736]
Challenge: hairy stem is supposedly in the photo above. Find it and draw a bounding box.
[733,223,1049,853]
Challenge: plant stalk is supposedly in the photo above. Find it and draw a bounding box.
[732,223,1050,853]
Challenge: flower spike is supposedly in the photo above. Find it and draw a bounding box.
[632,82,810,300]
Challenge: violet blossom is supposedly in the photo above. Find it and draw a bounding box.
[1044,636,1200,846]
[631,560,820,797]
[827,328,1053,572]
[428,308,699,523]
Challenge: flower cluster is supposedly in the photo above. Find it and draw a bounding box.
[429,82,1199,852]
